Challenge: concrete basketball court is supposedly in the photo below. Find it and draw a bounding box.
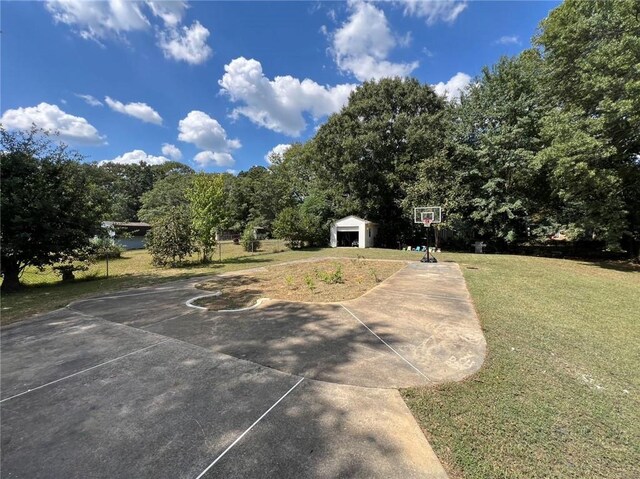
[1,260,486,478]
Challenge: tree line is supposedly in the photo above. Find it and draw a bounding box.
[1,0,638,291]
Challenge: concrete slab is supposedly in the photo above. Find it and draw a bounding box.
[141,301,428,388]
[207,380,448,479]
[1,339,301,479]
[1,258,485,478]
[0,308,166,400]
[342,262,486,383]
[65,260,484,388]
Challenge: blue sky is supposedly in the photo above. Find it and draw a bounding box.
[2,1,560,173]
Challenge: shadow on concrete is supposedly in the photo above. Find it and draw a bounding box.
[206,379,443,478]
[67,274,426,388]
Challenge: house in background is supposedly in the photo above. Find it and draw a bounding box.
[101,221,151,250]
[330,216,378,248]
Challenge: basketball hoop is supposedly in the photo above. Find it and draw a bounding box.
[414,205,442,264]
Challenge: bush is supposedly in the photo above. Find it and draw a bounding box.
[53,263,89,281]
[316,263,344,284]
[273,206,327,248]
[241,226,261,252]
[89,236,124,259]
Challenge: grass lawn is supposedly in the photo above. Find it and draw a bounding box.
[404,253,640,478]
[194,258,405,310]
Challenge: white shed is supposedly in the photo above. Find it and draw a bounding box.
[330,216,378,248]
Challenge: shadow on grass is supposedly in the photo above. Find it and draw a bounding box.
[579,259,640,273]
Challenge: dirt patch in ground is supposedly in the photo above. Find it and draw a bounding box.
[194,259,406,310]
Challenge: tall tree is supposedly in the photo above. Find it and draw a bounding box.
[0,128,106,291]
[138,173,194,224]
[426,51,548,243]
[227,166,294,232]
[311,78,448,245]
[534,0,640,249]
[187,173,227,263]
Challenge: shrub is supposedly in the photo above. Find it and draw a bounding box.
[316,263,344,284]
[52,249,93,281]
[241,226,261,252]
[53,263,89,281]
[304,274,316,292]
[89,236,124,259]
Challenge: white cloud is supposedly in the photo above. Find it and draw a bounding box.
[495,35,521,46]
[398,0,468,25]
[147,1,188,27]
[178,111,239,168]
[332,1,418,81]
[0,102,105,145]
[45,0,150,42]
[194,151,234,168]
[178,110,240,152]
[264,144,291,164]
[76,93,103,107]
[45,1,210,66]
[105,96,163,125]
[101,149,169,165]
[161,143,182,160]
[219,57,356,136]
[157,21,212,65]
[433,72,472,101]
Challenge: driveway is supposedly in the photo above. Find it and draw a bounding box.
[1,260,485,478]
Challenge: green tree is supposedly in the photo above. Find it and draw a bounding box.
[311,77,448,245]
[273,207,304,248]
[536,0,640,251]
[273,204,327,248]
[428,51,547,243]
[95,161,194,222]
[138,173,194,224]
[0,127,106,291]
[145,206,195,267]
[226,165,294,232]
[187,173,227,263]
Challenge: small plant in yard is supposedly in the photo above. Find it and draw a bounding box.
[316,263,344,284]
[90,236,124,259]
[284,275,296,289]
[304,274,316,292]
[53,263,90,282]
[369,267,380,283]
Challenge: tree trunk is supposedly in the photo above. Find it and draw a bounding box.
[1,259,22,292]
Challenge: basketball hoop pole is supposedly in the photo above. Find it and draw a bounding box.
[421,219,434,263]
[414,206,441,263]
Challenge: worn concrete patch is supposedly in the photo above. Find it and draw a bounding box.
[342,262,486,383]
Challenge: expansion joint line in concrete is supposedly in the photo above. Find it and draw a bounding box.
[340,304,433,383]
[0,340,170,404]
[194,377,305,479]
